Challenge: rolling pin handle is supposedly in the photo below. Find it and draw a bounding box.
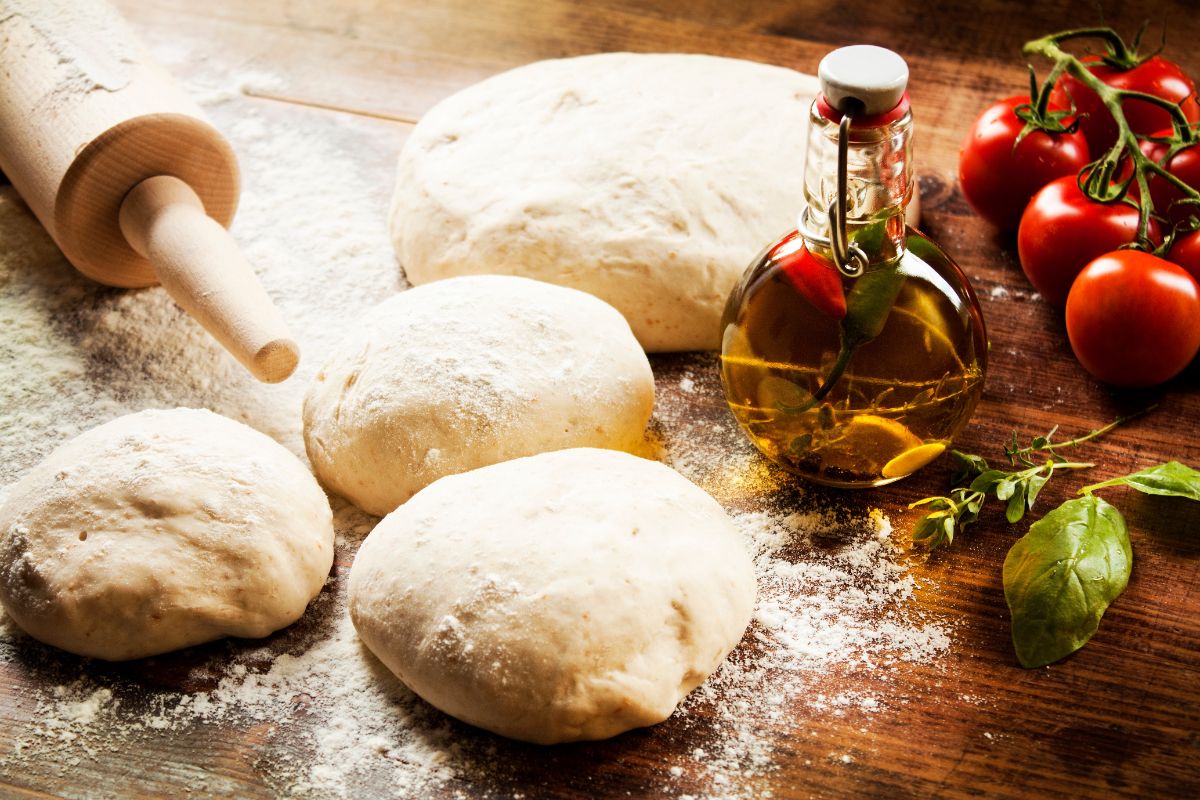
[118,175,300,383]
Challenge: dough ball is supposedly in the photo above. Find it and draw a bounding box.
[303,275,654,516]
[0,409,334,661]
[348,448,756,744]
[390,53,821,352]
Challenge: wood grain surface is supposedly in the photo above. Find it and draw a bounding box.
[2,0,1199,798]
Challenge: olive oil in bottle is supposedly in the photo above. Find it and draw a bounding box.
[719,46,987,487]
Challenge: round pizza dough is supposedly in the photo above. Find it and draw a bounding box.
[303,275,654,517]
[0,408,334,661]
[389,52,821,352]
[349,448,756,744]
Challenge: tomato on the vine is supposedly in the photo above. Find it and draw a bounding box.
[1141,132,1200,226]
[1167,229,1200,284]
[958,96,1090,230]
[1050,55,1200,156]
[1065,250,1200,387]
[1017,175,1160,307]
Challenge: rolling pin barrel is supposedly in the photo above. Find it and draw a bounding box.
[0,0,298,383]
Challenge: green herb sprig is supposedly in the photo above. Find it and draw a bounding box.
[907,416,1133,549]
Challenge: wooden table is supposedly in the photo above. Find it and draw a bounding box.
[2,0,1198,797]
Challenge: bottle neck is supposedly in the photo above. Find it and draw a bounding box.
[802,100,913,268]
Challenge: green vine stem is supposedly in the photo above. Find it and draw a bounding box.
[1023,27,1200,248]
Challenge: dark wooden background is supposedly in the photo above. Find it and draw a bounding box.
[2,0,1199,797]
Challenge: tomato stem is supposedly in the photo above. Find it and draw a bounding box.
[1039,27,1137,66]
[1024,29,1200,250]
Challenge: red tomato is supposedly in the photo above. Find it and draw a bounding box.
[1050,56,1200,156]
[1166,229,1200,284]
[1141,133,1200,226]
[1066,250,1200,387]
[958,96,1090,230]
[1017,175,1161,307]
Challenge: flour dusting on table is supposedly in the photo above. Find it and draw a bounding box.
[0,55,952,799]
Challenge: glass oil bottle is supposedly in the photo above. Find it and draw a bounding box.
[719,46,987,487]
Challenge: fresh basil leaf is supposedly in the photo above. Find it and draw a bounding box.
[1083,461,1200,501]
[1003,494,1132,668]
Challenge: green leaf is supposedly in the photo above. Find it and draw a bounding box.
[970,470,1008,494]
[1003,495,1132,668]
[909,496,950,511]
[1004,431,1021,463]
[995,478,1016,501]
[912,514,941,542]
[1082,461,1200,501]
[1005,482,1028,523]
[912,510,955,549]
[958,490,985,528]
[950,451,989,484]
[1025,470,1050,510]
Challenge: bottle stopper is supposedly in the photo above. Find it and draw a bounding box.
[818,45,909,116]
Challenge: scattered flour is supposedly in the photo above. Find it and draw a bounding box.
[0,45,955,800]
[0,1,137,101]
[675,504,951,789]
[3,592,465,797]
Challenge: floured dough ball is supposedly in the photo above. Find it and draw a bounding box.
[390,52,821,352]
[303,275,654,516]
[349,448,756,744]
[0,409,334,661]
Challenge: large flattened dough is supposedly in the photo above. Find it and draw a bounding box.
[303,275,654,517]
[390,52,820,352]
[0,409,334,661]
[348,448,757,745]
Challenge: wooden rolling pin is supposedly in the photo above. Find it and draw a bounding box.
[0,0,298,383]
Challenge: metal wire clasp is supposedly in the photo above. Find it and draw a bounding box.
[798,109,869,278]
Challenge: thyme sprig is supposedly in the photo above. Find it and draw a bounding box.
[909,411,1148,549]
[1002,407,1148,465]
